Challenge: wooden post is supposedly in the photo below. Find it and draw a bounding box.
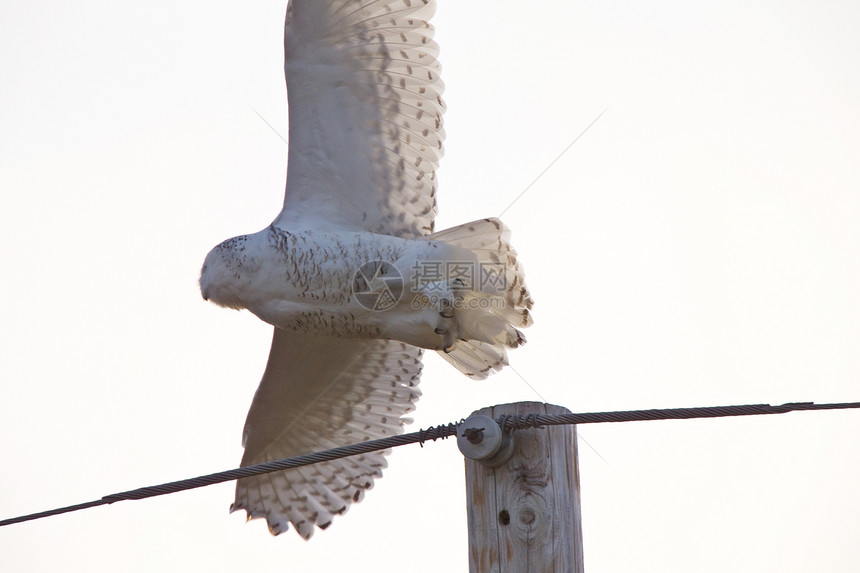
[459,402,584,573]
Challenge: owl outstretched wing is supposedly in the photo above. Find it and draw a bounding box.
[233,328,422,538]
[274,0,445,239]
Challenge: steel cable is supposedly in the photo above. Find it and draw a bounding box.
[2,401,857,528]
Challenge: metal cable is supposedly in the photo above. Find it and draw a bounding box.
[493,401,860,430]
[1,401,857,528]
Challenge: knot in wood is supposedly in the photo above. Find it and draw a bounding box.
[518,506,536,525]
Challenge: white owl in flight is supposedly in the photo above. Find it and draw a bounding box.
[199,0,533,539]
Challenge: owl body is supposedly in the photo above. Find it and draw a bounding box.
[200,221,520,353]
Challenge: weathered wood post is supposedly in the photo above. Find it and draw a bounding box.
[458,402,584,573]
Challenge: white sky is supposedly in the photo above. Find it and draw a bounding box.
[1,1,859,571]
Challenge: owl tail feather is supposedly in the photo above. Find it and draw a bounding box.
[425,218,534,379]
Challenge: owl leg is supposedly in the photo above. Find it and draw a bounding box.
[408,280,464,351]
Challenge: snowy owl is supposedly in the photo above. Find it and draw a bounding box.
[200,0,533,539]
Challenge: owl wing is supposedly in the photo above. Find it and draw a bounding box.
[233,327,423,538]
[274,0,445,239]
